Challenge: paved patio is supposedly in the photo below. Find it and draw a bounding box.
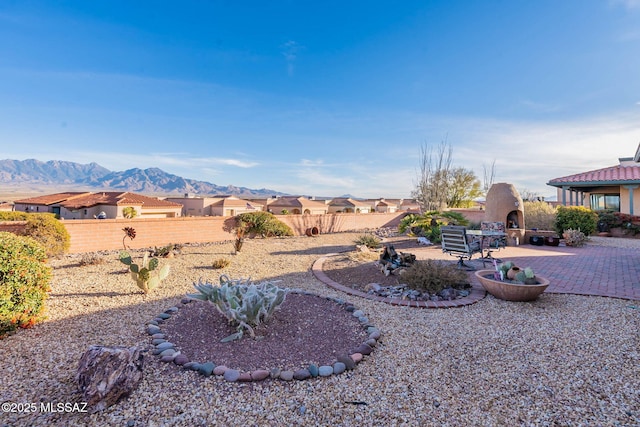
[412,240,640,301]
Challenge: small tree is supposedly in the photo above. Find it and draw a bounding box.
[231,212,294,252]
[412,140,452,212]
[447,167,483,208]
[122,207,137,219]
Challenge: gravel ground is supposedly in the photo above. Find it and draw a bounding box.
[1,232,639,427]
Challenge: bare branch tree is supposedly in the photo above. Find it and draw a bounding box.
[482,159,496,193]
[412,139,452,211]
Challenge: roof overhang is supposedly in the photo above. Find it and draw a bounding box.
[547,179,640,190]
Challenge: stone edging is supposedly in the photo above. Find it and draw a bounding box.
[312,254,487,308]
[145,290,381,382]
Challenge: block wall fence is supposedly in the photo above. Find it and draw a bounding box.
[1,212,410,253]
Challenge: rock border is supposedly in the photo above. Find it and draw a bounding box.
[145,290,380,382]
[313,253,487,308]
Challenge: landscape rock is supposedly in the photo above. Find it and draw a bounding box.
[76,345,144,413]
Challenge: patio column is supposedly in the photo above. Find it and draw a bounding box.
[624,185,638,215]
[561,186,569,206]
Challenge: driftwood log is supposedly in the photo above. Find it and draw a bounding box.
[76,345,144,412]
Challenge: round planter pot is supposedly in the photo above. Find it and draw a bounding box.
[474,270,549,302]
[544,237,560,246]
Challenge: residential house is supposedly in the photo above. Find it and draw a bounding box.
[209,196,263,216]
[0,201,14,212]
[366,198,399,213]
[13,192,182,219]
[547,143,640,215]
[267,196,329,215]
[165,195,264,217]
[327,197,371,214]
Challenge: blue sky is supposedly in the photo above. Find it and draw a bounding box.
[1,1,639,199]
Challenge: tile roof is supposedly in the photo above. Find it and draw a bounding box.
[270,197,328,208]
[548,164,640,186]
[15,191,182,209]
[14,192,91,205]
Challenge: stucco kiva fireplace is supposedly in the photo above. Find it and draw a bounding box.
[484,183,525,246]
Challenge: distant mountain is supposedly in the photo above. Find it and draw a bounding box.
[0,159,286,197]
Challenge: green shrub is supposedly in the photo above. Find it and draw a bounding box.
[554,206,598,236]
[354,234,381,249]
[236,211,294,238]
[0,212,29,221]
[399,211,469,243]
[188,276,288,342]
[523,201,557,231]
[400,259,469,294]
[0,232,52,338]
[22,213,70,257]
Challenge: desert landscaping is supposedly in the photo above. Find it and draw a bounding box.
[1,230,639,426]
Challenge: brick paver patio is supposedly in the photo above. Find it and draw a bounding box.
[315,241,640,304]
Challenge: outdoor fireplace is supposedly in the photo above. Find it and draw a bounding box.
[485,183,525,245]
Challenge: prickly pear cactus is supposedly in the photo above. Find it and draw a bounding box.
[119,251,170,293]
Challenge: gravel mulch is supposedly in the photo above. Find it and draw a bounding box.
[1,232,639,426]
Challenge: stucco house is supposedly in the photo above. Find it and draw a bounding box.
[13,191,183,219]
[209,196,263,216]
[267,196,329,215]
[364,198,399,213]
[547,143,640,215]
[327,197,371,213]
[165,195,263,217]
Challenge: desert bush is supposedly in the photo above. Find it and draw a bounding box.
[231,212,294,253]
[212,258,231,269]
[554,206,598,236]
[354,234,381,249]
[0,211,29,221]
[0,232,52,338]
[523,201,557,230]
[189,276,288,342]
[152,243,182,258]
[400,259,469,294]
[79,252,105,266]
[23,213,70,257]
[235,211,294,238]
[562,228,587,247]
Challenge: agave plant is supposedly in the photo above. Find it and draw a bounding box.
[188,275,288,342]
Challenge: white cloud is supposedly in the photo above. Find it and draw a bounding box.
[610,0,640,9]
[280,40,304,77]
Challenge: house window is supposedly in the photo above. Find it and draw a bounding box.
[590,194,620,211]
[84,209,88,215]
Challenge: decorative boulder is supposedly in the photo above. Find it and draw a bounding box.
[76,345,144,412]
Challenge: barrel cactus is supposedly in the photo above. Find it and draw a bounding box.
[119,251,170,293]
[188,275,288,342]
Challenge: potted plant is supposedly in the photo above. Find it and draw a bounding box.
[474,261,549,302]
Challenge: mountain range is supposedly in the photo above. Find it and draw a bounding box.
[0,159,287,197]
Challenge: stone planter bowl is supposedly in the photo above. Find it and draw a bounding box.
[474,270,550,302]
